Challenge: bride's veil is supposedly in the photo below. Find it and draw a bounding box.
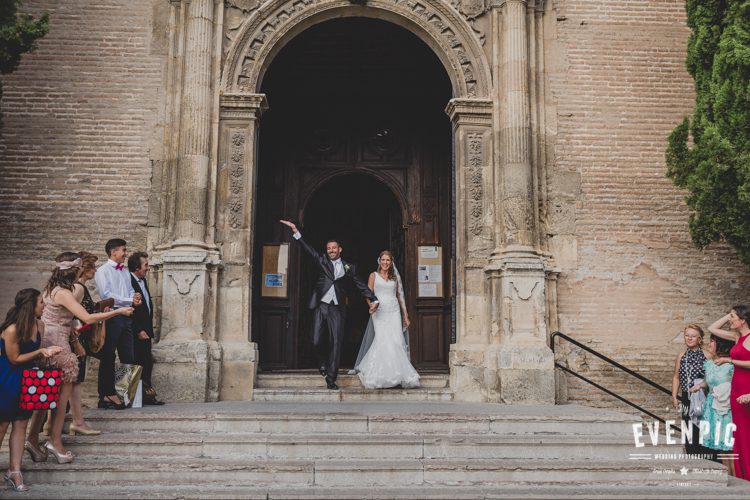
[350,255,411,374]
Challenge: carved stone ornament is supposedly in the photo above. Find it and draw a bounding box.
[225,0,260,13]
[467,133,483,236]
[223,0,491,98]
[227,131,246,229]
[167,273,201,296]
[451,0,487,20]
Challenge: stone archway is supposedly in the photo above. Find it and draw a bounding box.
[222,0,492,98]
[213,0,496,399]
[154,0,557,405]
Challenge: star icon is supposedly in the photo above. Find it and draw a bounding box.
[680,466,689,476]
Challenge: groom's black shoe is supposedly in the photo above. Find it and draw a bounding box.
[325,377,339,390]
[318,366,327,377]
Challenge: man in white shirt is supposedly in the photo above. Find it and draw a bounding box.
[94,238,142,409]
[280,220,378,390]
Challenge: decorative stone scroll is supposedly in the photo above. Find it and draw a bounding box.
[228,131,246,229]
[449,0,488,45]
[225,0,260,12]
[223,0,491,98]
[467,133,484,236]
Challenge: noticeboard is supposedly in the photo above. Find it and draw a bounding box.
[261,243,289,298]
[417,245,443,298]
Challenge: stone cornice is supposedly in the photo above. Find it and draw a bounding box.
[219,93,268,120]
[445,98,493,126]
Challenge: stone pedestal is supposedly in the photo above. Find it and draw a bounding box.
[486,252,555,404]
[153,247,221,402]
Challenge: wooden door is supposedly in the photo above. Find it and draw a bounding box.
[253,112,452,371]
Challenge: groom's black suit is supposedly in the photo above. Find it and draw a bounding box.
[294,233,378,384]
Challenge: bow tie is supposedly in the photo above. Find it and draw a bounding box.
[115,263,124,271]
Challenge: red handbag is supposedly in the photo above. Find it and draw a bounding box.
[19,368,62,410]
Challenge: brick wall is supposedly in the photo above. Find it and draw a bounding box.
[547,0,750,419]
[0,0,165,310]
[0,0,747,414]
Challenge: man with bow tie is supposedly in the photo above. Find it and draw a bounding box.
[129,251,164,405]
[95,238,142,409]
[280,220,378,390]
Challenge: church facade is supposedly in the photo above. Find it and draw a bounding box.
[1,0,748,410]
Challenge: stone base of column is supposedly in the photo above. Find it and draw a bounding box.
[476,250,557,404]
[219,341,258,400]
[153,247,221,402]
[449,344,494,402]
[495,345,555,404]
[152,339,221,402]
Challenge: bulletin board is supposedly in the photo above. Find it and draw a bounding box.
[261,243,289,298]
[417,245,443,298]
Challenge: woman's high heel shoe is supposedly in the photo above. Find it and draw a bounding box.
[3,471,28,492]
[24,441,48,463]
[69,423,101,436]
[43,441,73,464]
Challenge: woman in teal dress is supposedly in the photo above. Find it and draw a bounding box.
[700,334,736,476]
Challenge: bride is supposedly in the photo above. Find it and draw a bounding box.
[352,250,420,389]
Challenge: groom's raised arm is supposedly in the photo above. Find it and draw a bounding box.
[280,219,319,260]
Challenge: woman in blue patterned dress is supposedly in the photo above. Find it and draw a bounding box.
[698,334,736,476]
[0,289,62,491]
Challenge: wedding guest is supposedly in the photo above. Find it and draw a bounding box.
[94,239,142,409]
[67,251,102,434]
[709,305,750,479]
[695,334,735,475]
[671,324,713,456]
[27,253,133,463]
[0,289,62,491]
[128,251,163,405]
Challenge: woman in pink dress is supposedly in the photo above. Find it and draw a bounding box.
[710,305,750,479]
[25,253,133,464]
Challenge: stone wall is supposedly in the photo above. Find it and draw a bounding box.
[546,0,750,418]
[0,0,166,310]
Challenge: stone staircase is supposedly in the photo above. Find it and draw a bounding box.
[4,399,750,499]
[253,371,453,402]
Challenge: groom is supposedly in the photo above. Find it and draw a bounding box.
[280,220,378,390]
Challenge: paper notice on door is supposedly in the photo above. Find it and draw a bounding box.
[418,264,442,283]
[419,246,439,259]
[418,283,438,297]
[277,243,289,274]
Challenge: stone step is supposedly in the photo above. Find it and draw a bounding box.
[56,432,678,460]
[18,457,728,488]
[256,372,450,389]
[253,387,454,402]
[76,402,639,436]
[10,480,750,500]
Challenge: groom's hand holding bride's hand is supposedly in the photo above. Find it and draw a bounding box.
[280,219,298,233]
[369,302,379,314]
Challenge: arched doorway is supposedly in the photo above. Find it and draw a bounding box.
[252,17,452,372]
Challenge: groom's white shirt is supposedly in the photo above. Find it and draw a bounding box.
[293,231,344,305]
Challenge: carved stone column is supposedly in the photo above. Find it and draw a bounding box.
[215,93,267,400]
[153,0,221,402]
[484,0,555,404]
[445,98,495,402]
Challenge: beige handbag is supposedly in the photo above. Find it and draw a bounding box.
[114,364,143,407]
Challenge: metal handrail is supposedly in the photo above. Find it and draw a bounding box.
[551,331,679,431]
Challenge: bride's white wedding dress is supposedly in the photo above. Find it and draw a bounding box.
[356,273,420,389]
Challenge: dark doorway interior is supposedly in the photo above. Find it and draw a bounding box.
[299,174,403,369]
[253,17,453,372]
